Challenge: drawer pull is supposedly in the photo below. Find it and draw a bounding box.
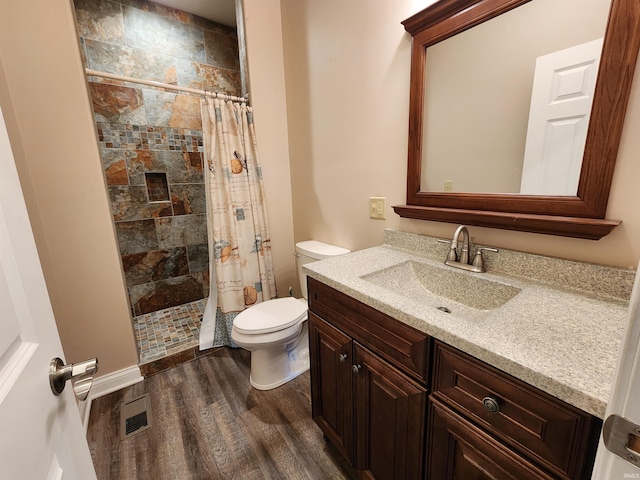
[339,353,348,363]
[352,364,362,374]
[482,396,500,414]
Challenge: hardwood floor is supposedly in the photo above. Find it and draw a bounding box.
[87,347,357,480]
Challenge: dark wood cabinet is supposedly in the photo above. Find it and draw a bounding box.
[308,278,429,480]
[353,343,426,480]
[429,341,602,480]
[308,312,353,462]
[427,397,556,480]
[308,278,430,384]
[307,278,602,480]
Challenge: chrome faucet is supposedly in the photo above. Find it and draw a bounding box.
[439,225,498,273]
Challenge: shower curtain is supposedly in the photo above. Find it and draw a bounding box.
[199,97,277,349]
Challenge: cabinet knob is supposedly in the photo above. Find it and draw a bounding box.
[482,395,500,414]
[352,364,362,374]
[339,353,348,363]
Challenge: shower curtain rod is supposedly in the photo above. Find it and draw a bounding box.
[85,68,249,104]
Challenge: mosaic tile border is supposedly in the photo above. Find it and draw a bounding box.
[97,123,204,152]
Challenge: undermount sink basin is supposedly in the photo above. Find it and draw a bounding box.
[361,260,521,312]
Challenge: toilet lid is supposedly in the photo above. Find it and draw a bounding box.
[296,240,350,259]
[233,297,307,335]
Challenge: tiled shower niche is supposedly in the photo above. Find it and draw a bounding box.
[145,172,170,202]
[73,0,242,320]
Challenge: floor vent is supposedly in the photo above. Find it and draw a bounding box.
[120,394,152,439]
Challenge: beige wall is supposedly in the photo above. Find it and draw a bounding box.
[0,0,138,374]
[242,0,297,295]
[281,0,640,270]
[281,0,419,252]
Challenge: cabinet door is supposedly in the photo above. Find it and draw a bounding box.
[427,397,556,480]
[308,313,354,462]
[353,343,427,480]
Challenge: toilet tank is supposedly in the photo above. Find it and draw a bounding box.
[295,240,350,299]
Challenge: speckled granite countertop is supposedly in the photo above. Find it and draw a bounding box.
[303,230,636,419]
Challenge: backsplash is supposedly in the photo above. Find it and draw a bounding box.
[73,0,241,315]
[383,229,636,303]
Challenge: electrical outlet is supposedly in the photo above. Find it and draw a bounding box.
[369,197,386,220]
[444,180,453,192]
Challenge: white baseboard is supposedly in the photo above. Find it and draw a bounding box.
[78,364,144,431]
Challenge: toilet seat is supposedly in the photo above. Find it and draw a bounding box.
[233,297,307,335]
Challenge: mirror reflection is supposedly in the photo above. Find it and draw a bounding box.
[421,0,611,196]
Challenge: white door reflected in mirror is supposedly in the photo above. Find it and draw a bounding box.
[520,38,602,195]
[420,0,611,195]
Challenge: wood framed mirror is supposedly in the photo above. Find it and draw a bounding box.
[393,0,640,239]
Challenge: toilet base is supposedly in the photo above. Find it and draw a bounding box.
[248,324,310,390]
[249,353,310,390]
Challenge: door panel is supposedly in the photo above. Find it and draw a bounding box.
[309,313,353,462]
[592,262,640,478]
[354,343,426,480]
[0,104,96,479]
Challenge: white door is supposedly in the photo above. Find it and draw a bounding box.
[520,38,603,195]
[0,103,97,479]
[592,264,640,479]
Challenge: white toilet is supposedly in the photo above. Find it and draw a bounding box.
[231,240,350,390]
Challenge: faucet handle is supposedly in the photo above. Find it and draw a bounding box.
[472,247,499,272]
[437,238,457,262]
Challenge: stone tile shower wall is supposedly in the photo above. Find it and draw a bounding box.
[73,0,241,315]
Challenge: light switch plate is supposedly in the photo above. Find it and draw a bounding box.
[369,197,386,220]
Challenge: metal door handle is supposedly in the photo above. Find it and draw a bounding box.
[339,353,348,363]
[49,357,98,401]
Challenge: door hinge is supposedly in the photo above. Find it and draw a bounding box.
[603,414,640,467]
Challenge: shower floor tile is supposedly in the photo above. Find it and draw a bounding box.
[133,299,206,364]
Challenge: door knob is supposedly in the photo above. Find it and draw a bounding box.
[49,357,98,401]
[339,353,348,363]
[352,364,362,374]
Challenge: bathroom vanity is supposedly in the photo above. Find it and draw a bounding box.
[305,230,634,479]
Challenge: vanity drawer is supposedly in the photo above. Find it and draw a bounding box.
[431,341,600,479]
[427,396,555,480]
[307,277,430,385]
